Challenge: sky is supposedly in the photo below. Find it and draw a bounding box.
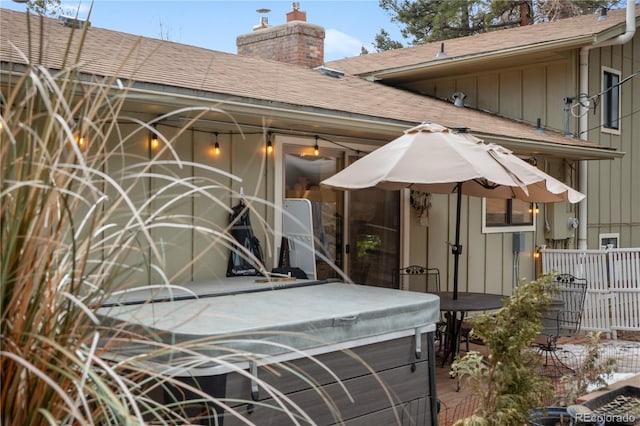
[1,0,406,61]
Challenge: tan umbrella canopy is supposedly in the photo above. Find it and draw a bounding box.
[321,122,585,299]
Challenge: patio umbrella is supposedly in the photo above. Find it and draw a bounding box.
[320,122,585,299]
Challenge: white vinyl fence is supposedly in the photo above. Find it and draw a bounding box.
[541,248,640,339]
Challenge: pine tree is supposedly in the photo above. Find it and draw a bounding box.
[374,0,623,51]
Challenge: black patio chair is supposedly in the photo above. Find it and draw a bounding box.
[536,273,588,378]
[394,266,448,351]
[393,265,441,293]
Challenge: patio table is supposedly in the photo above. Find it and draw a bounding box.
[434,292,505,366]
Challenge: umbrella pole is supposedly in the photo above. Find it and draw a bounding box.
[452,182,463,300]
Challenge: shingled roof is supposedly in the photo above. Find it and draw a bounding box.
[327,5,640,77]
[0,8,622,158]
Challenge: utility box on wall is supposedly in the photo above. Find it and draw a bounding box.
[513,232,525,252]
[545,202,575,240]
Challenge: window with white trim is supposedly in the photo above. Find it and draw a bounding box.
[482,198,535,233]
[599,233,619,249]
[602,68,621,132]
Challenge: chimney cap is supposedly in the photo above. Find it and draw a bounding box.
[254,8,271,30]
[286,2,307,22]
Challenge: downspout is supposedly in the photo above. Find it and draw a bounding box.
[577,0,636,250]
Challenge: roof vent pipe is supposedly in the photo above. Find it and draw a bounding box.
[254,8,271,30]
[435,42,447,58]
[598,6,608,20]
[452,92,466,107]
[59,15,90,29]
[596,0,636,47]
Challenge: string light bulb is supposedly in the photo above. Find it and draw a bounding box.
[73,122,87,149]
[213,132,220,156]
[75,134,87,149]
[150,126,159,150]
[534,245,542,259]
[314,136,319,156]
[266,133,273,154]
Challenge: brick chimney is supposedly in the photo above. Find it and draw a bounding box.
[236,2,325,68]
[286,1,306,22]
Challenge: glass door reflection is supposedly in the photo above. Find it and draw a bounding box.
[283,147,400,287]
[284,146,343,279]
[347,185,400,288]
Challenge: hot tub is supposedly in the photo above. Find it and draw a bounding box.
[98,279,441,425]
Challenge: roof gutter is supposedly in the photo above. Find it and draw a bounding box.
[362,36,593,81]
[577,0,636,249]
[1,65,619,158]
[123,85,625,160]
[473,133,623,161]
[123,85,412,139]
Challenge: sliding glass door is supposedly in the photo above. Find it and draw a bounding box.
[283,147,399,287]
[283,146,344,279]
[346,155,400,288]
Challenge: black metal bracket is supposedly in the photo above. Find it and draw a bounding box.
[250,361,259,401]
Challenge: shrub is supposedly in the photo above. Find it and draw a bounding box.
[450,276,556,426]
